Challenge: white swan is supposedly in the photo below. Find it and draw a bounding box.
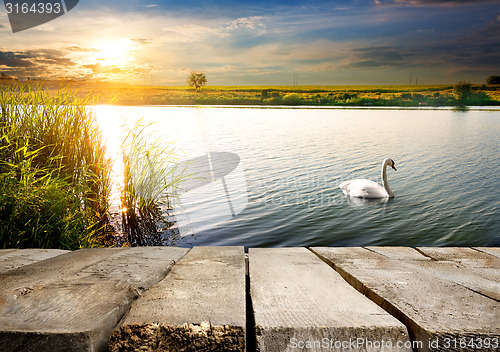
[339,158,397,198]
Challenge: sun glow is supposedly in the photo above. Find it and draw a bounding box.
[92,39,134,66]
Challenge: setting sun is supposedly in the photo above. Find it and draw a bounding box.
[76,38,148,82]
[92,39,133,66]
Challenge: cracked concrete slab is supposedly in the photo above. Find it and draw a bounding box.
[312,247,500,352]
[0,247,187,352]
[250,248,411,352]
[109,246,246,352]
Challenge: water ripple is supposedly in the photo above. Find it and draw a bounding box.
[98,106,500,247]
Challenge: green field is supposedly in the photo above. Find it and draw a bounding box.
[3,81,500,106]
[79,83,500,107]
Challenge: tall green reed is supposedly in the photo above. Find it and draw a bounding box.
[0,82,111,249]
[120,120,184,246]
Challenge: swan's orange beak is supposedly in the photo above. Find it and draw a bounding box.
[391,164,397,171]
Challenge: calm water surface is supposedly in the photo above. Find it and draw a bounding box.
[96,106,500,248]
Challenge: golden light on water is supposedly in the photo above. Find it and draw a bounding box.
[94,105,127,209]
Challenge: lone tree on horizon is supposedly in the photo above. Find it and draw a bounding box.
[187,72,207,92]
[487,75,500,85]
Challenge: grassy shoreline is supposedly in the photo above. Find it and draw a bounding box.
[22,82,500,107]
[0,84,112,249]
[0,82,187,249]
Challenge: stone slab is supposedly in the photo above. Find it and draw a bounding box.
[0,247,187,352]
[109,246,246,352]
[312,247,500,352]
[474,247,500,258]
[0,249,70,274]
[370,246,500,303]
[0,249,18,256]
[417,247,500,266]
[367,247,433,262]
[415,247,500,299]
[249,248,411,352]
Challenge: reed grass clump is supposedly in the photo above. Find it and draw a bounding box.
[120,120,184,246]
[0,83,111,249]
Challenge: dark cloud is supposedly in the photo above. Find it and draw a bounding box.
[347,46,415,69]
[27,49,76,66]
[345,25,499,75]
[0,48,77,79]
[434,19,500,71]
[342,10,500,76]
[0,49,75,68]
[0,51,34,67]
[464,18,500,45]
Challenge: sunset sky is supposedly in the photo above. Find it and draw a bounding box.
[0,0,499,85]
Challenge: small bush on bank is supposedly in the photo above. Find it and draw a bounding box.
[283,93,302,105]
[453,81,472,106]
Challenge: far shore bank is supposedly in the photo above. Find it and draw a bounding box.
[3,81,499,107]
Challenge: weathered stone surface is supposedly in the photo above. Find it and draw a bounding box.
[0,249,18,255]
[0,249,69,274]
[312,247,500,352]
[110,246,246,352]
[369,246,500,301]
[0,247,187,352]
[250,248,411,352]
[414,247,500,299]
[417,247,500,267]
[475,247,500,258]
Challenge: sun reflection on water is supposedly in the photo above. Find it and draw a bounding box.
[93,105,127,211]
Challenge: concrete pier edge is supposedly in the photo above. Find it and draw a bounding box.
[0,246,498,352]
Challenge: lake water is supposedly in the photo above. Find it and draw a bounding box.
[96,106,500,248]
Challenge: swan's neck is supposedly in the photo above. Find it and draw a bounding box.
[381,162,394,198]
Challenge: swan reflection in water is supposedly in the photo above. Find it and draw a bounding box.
[345,196,392,207]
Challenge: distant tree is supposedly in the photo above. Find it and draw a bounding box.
[486,76,500,85]
[187,72,207,92]
[453,81,472,106]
